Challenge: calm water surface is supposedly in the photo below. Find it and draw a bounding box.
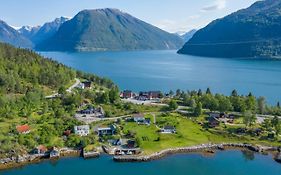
[40,50,281,104]
[1,151,280,175]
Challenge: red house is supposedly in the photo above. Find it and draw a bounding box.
[16,124,31,134]
[121,90,134,99]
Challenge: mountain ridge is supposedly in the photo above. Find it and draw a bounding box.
[36,8,183,51]
[0,20,33,48]
[178,0,281,58]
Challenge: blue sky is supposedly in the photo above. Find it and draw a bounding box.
[1,0,257,32]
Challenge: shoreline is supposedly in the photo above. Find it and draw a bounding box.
[0,143,280,171]
[113,143,279,162]
[0,149,80,171]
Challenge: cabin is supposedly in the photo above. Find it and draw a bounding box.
[50,147,60,158]
[139,91,162,100]
[82,81,92,89]
[16,124,31,134]
[78,106,95,114]
[121,90,135,99]
[108,139,123,146]
[97,125,116,136]
[208,116,220,128]
[78,81,92,89]
[77,106,105,118]
[114,147,141,155]
[161,126,176,134]
[126,140,137,148]
[74,125,90,136]
[133,114,145,122]
[32,145,48,155]
[132,114,150,125]
[148,91,162,99]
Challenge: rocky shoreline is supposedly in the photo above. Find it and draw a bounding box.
[113,143,279,162]
[0,143,280,170]
[0,148,80,171]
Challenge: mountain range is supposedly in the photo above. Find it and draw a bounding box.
[0,9,183,51]
[0,20,33,48]
[19,17,69,45]
[178,0,281,58]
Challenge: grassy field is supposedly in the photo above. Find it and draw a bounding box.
[120,113,281,154]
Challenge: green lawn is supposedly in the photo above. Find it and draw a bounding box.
[120,113,281,154]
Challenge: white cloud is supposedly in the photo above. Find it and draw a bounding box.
[201,0,227,12]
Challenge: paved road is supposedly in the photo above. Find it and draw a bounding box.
[66,78,81,93]
[45,78,80,99]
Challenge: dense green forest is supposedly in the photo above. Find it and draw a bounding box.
[0,43,76,94]
[172,88,281,117]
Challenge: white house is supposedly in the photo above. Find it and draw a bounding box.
[77,83,85,89]
[74,125,90,136]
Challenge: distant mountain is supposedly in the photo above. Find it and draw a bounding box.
[19,17,69,45]
[178,0,281,58]
[0,20,33,48]
[181,29,197,42]
[18,25,40,40]
[36,8,183,51]
[32,17,69,45]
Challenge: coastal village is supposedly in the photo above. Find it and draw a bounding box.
[1,78,281,169]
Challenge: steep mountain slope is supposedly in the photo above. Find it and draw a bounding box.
[36,8,183,51]
[32,17,69,45]
[181,29,197,42]
[19,17,69,45]
[0,20,33,48]
[178,0,281,58]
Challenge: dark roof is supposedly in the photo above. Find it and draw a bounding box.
[208,116,220,123]
[164,126,175,130]
[123,90,132,93]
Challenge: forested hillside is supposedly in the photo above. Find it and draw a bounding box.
[178,0,281,58]
[36,8,183,51]
[0,43,76,94]
[0,43,117,155]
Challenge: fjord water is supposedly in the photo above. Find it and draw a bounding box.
[41,50,281,104]
[1,151,281,175]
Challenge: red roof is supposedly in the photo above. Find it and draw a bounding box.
[37,145,48,152]
[63,130,71,136]
[16,124,30,133]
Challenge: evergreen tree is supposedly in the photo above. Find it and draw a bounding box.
[257,97,266,114]
[194,102,203,117]
[168,100,178,111]
[197,89,202,96]
[231,89,238,97]
[206,87,212,95]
